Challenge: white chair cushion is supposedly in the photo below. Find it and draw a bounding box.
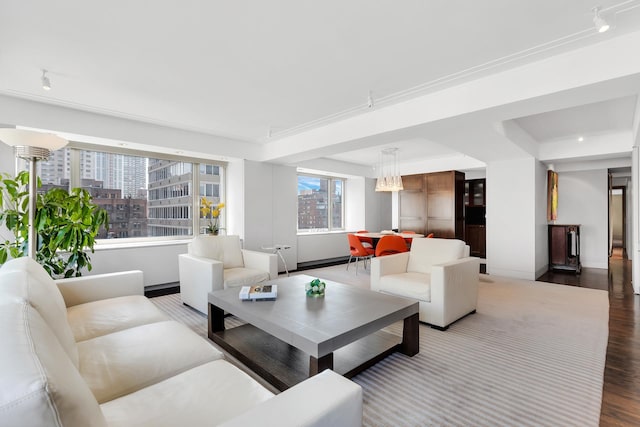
[190,235,224,261]
[224,268,270,288]
[101,360,274,427]
[67,295,170,342]
[377,272,431,302]
[406,238,466,275]
[189,235,245,269]
[222,236,245,269]
[0,257,80,368]
[0,301,107,427]
[78,320,224,403]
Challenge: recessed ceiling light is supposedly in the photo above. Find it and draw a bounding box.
[176,150,184,154]
[118,143,127,147]
[578,137,584,142]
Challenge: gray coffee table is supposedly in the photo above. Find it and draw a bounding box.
[208,274,419,390]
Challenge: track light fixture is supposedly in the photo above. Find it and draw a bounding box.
[41,69,51,91]
[592,7,610,33]
[367,91,374,109]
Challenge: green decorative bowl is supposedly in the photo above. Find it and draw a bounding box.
[305,278,326,297]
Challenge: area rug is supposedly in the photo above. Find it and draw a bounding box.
[151,274,608,427]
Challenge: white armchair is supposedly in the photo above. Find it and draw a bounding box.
[179,235,278,314]
[371,238,479,330]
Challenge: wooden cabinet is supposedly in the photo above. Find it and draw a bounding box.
[399,171,464,239]
[465,225,486,257]
[464,178,486,258]
[548,224,581,273]
[464,179,485,206]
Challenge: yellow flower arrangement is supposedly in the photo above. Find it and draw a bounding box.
[200,197,225,235]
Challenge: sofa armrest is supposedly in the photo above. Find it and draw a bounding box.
[371,252,410,291]
[219,370,362,427]
[242,250,278,279]
[55,270,144,307]
[179,254,224,314]
[430,257,480,325]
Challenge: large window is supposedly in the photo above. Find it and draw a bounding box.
[28,146,224,240]
[297,174,344,232]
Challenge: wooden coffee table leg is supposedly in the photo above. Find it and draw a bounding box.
[208,303,225,339]
[401,313,419,356]
[309,352,334,376]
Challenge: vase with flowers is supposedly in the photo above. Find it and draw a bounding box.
[200,197,225,235]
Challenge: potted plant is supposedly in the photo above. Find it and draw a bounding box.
[200,197,225,235]
[0,171,109,277]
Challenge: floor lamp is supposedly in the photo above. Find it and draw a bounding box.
[0,129,68,259]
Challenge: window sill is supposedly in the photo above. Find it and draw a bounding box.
[93,239,191,251]
[297,230,348,236]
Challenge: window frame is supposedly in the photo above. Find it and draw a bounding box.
[17,141,227,245]
[296,173,345,234]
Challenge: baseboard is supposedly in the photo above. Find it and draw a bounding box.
[295,256,350,272]
[145,282,180,297]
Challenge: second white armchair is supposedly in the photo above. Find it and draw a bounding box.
[371,237,479,330]
[179,235,278,314]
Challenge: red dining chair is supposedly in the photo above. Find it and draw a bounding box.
[375,235,408,257]
[356,230,374,249]
[426,232,434,238]
[347,234,375,274]
[401,230,416,249]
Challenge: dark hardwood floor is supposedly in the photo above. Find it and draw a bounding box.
[537,254,640,426]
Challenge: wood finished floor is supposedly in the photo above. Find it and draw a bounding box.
[537,254,640,426]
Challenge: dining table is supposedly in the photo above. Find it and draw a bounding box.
[354,231,424,249]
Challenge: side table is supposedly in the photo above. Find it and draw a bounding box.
[262,244,291,276]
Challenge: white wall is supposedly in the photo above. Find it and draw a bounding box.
[89,242,188,286]
[297,232,351,263]
[555,169,609,269]
[242,160,298,273]
[0,143,15,244]
[486,157,537,279]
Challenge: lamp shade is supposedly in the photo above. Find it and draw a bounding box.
[0,129,68,150]
[0,129,68,160]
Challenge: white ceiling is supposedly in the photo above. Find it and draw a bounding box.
[1,1,640,173]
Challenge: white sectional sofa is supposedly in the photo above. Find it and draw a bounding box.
[0,257,362,427]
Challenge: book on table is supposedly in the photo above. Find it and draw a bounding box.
[239,284,277,301]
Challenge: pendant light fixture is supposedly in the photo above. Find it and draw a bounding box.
[375,148,404,192]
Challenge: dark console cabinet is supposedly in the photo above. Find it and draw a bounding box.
[548,224,581,273]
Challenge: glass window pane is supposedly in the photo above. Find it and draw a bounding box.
[198,163,223,234]
[331,179,343,229]
[298,175,328,231]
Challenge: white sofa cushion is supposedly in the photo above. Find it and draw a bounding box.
[224,267,270,288]
[78,320,224,403]
[378,272,432,302]
[0,257,80,368]
[406,238,466,274]
[189,235,245,268]
[67,295,170,342]
[222,236,245,269]
[101,360,274,427]
[0,301,107,427]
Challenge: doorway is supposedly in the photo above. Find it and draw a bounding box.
[609,177,627,260]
